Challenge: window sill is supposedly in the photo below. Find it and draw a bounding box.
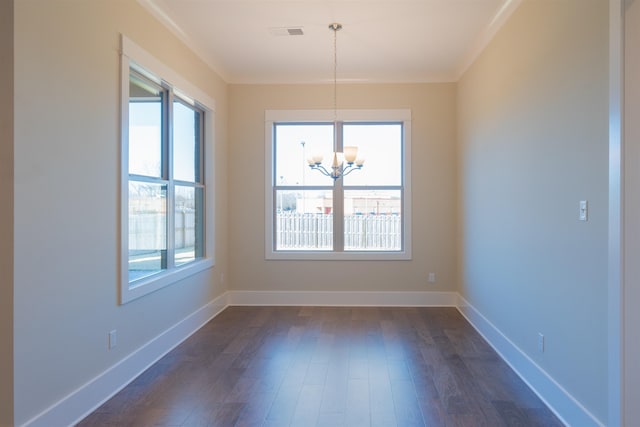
[265,250,411,261]
[121,257,214,304]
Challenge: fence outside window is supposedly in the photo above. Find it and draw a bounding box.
[130,211,402,253]
[276,212,401,251]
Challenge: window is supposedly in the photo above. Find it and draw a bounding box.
[121,36,215,303]
[265,109,411,260]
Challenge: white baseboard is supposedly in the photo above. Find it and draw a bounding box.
[456,295,604,427]
[227,290,458,307]
[21,292,229,427]
[22,290,599,427]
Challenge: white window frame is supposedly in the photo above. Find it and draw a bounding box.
[120,35,215,304]
[265,109,412,261]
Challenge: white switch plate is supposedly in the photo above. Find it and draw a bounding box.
[428,272,436,283]
[579,200,588,221]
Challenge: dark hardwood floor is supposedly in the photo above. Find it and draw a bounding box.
[77,306,564,427]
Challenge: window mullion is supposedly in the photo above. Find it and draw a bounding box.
[165,88,175,270]
[333,121,344,252]
[334,181,345,252]
[196,108,204,184]
[272,186,278,252]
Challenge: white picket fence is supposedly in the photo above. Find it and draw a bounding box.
[276,212,401,250]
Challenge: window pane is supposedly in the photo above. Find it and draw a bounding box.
[173,100,201,183]
[129,73,163,177]
[344,189,402,251]
[175,185,204,266]
[276,189,333,250]
[343,124,402,186]
[275,124,334,186]
[128,182,167,281]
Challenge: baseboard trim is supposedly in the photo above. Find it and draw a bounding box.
[21,292,229,427]
[227,290,458,307]
[22,290,600,427]
[456,295,604,427]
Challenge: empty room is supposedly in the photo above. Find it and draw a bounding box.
[1,0,638,426]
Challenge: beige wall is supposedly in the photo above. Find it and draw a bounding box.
[0,1,13,425]
[228,84,457,293]
[457,0,608,421]
[13,0,228,423]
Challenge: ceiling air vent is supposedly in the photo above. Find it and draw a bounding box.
[269,26,304,36]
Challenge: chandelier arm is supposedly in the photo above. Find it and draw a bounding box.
[309,162,364,180]
[309,164,332,177]
[340,164,363,177]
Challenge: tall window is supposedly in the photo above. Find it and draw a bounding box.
[121,36,214,303]
[265,110,411,260]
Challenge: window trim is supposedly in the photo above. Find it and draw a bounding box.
[264,109,412,261]
[120,35,215,304]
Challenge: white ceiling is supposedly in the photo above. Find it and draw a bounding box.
[139,0,522,84]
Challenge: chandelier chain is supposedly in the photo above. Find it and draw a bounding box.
[307,23,364,182]
[333,24,338,122]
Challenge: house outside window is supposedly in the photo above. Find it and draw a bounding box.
[121,36,215,303]
[265,109,411,261]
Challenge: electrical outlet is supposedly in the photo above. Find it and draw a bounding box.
[428,272,436,283]
[538,333,544,353]
[109,330,117,350]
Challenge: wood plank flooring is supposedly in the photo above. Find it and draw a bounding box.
[77,307,564,427]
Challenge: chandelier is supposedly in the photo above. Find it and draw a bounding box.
[307,23,364,180]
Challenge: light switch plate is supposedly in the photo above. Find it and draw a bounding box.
[579,200,588,221]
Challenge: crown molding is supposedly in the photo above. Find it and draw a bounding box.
[455,0,524,80]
